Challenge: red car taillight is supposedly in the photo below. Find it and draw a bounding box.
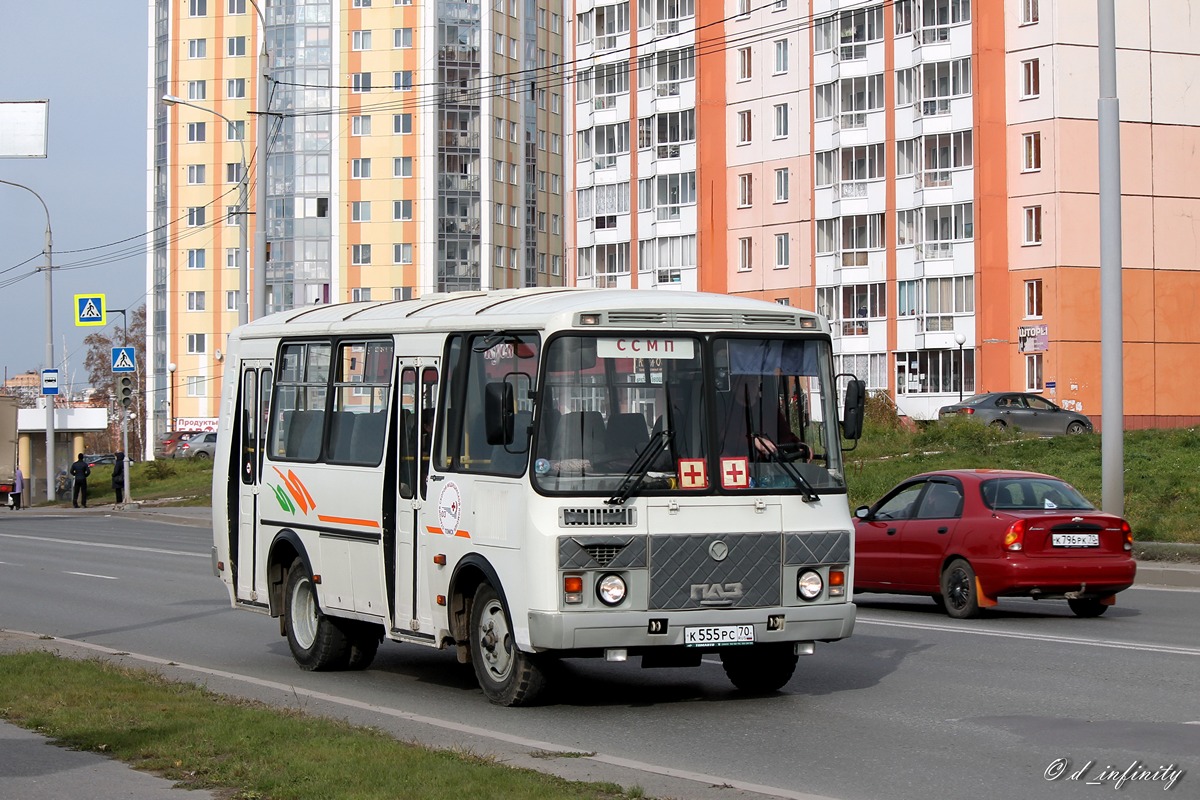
[959,408,974,415]
[1004,519,1026,551]
[1121,520,1133,551]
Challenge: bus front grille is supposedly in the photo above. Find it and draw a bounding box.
[648,533,781,610]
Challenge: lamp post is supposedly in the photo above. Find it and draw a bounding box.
[161,95,249,328]
[0,179,55,503]
[954,332,966,403]
[167,363,176,436]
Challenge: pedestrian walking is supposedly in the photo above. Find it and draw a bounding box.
[69,453,91,508]
[9,466,22,510]
[112,452,125,505]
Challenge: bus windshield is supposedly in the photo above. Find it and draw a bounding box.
[532,334,846,496]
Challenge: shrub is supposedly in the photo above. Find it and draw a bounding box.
[142,460,177,481]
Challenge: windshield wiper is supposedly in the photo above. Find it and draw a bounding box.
[757,435,820,503]
[606,429,674,506]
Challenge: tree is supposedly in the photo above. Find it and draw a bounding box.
[83,305,147,460]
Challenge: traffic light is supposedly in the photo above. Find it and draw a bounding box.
[119,375,134,408]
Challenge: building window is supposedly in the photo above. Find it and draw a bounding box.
[815,83,835,120]
[896,139,915,177]
[351,201,371,222]
[841,213,884,266]
[352,244,372,265]
[187,164,205,185]
[898,279,919,316]
[228,121,245,141]
[737,47,752,81]
[1021,59,1040,99]
[896,209,916,247]
[1026,353,1044,392]
[393,70,413,91]
[226,248,241,268]
[394,156,413,177]
[187,81,206,101]
[352,288,372,302]
[228,0,245,12]
[227,78,246,99]
[187,333,207,354]
[186,207,205,227]
[896,68,914,106]
[840,283,886,335]
[189,0,207,17]
[815,151,835,187]
[738,237,753,272]
[187,38,207,59]
[393,287,411,301]
[916,59,970,118]
[738,173,753,208]
[352,115,371,136]
[352,72,372,93]
[816,219,838,255]
[837,353,888,391]
[393,113,412,134]
[1022,132,1041,172]
[896,349,975,395]
[1021,0,1039,25]
[353,0,372,6]
[186,248,206,269]
[186,291,206,311]
[186,376,205,398]
[394,27,413,48]
[352,158,371,179]
[814,17,833,52]
[774,233,790,269]
[227,36,246,56]
[1024,206,1043,245]
[774,39,789,74]
[394,243,413,264]
[394,200,413,221]
[225,206,238,226]
[352,30,372,50]
[225,290,239,311]
[1025,279,1043,318]
[656,171,696,220]
[923,276,974,331]
[773,103,789,138]
[774,168,790,203]
[737,110,752,145]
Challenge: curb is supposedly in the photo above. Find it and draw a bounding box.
[1134,562,1200,590]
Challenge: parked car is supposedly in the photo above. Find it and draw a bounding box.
[180,432,218,459]
[937,392,1093,435]
[84,453,116,467]
[853,469,1135,618]
[162,431,204,458]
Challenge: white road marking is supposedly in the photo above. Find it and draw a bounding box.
[63,571,119,580]
[3,630,838,800]
[0,532,205,559]
[856,616,1200,657]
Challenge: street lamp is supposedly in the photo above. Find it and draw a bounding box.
[161,94,249,328]
[0,179,55,503]
[954,332,967,403]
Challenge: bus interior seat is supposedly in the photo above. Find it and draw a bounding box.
[349,412,387,464]
[328,411,357,462]
[286,410,324,459]
[553,410,606,461]
[605,412,650,458]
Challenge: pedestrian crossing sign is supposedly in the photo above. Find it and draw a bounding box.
[75,293,106,326]
[112,347,136,373]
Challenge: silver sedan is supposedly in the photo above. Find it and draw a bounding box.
[937,392,1093,435]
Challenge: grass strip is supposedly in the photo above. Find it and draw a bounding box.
[0,651,636,800]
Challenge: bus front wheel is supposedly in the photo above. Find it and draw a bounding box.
[720,643,798,694]
[284,558,350,670]
[469,583,546,706]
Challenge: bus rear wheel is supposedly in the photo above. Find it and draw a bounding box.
[720,643,798,694]
[284,558,351,670]
[469,583,546,706]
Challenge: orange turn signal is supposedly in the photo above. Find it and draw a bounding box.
[564,576,583,594]
[828,570,845,586]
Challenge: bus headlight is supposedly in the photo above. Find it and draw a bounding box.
[797,570,824,601]
[596,574,627,606]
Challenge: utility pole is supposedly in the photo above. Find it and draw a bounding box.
[112,308,133,505]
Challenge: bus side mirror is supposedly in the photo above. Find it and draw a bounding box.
[841,378,866,441]
[485,381,515,445]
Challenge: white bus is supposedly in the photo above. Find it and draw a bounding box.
[212,288,865,705]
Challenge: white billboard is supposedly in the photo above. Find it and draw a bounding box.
[0,100,49,158]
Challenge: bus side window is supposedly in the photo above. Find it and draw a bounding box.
[419,368,438,495]
[398,368,417,499]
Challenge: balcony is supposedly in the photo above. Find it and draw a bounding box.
[916,98,952,118]
[839,111,868,130]
[916,169,952,189]
[656,143,682,159]
[839,181,868,199]
[914,242,954,261]
[595,34,619,52]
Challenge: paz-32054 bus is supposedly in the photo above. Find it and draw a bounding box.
[212,288,865,705]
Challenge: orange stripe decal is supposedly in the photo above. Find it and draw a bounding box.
[317,515,380,528]
[425,525,471,538]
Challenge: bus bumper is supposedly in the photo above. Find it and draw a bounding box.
[526,602,856,651]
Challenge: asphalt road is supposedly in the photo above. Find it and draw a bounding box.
[0,511,1196,800]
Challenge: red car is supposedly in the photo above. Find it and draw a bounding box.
[853,469,1135,618]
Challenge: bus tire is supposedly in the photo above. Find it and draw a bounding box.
[284,558,350,671]
[720,643,798,694]
[469,583,546,706]
[345,623,382,670]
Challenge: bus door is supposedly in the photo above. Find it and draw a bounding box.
[235,360,272,603]
[393,360,439,636]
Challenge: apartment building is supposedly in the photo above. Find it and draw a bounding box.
[148,0,566,437]
[568,0,1200,426]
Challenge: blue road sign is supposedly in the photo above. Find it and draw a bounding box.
[75,293,106,326]
[112,347,136,373]
[41,369,59,396]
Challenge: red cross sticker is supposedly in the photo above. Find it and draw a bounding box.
[678,458,707,489]
[720,457,750,489]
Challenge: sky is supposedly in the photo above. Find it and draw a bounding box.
[0,2,148,390]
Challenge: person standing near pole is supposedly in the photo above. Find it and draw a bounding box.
[69,453,91,508]
[112,452,125,505]
[10,466,22,510]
